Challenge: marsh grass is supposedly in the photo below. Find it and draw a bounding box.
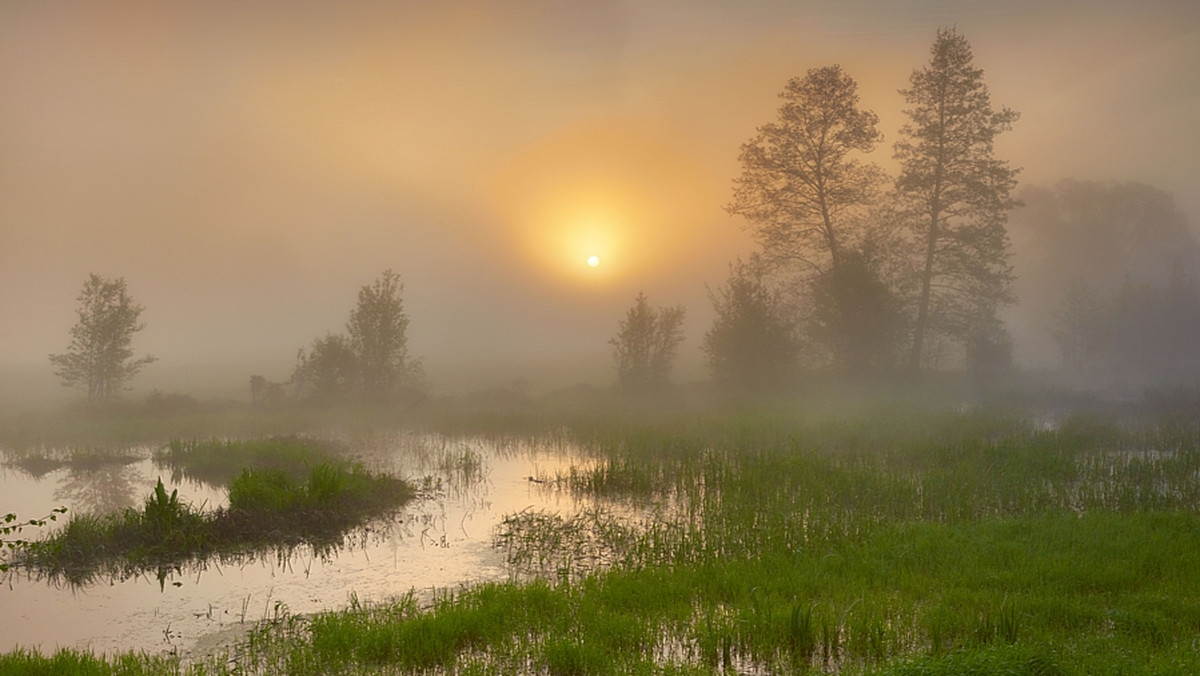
[154,436,344,487]
[17,460,412,586]
[5,407,1200,674]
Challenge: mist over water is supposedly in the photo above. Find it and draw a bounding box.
[0,1,1197,405]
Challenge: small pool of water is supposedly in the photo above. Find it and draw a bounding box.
[0,433,598,660]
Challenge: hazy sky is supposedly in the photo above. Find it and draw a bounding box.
[2,0,1198,397]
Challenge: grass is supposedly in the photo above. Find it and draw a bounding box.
[4,401,1200,673]
[153,436,344,487]
[15,438,413,586]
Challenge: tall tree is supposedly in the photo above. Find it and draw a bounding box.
[703,258,798,389]
[728,65,885,275]
[49,274,157,400]
[347,269,419,401]
[610,292,686,392]
[895,28,1020,370]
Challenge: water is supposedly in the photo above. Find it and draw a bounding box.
[0,433,595,661]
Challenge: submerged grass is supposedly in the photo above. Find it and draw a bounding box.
[5,406,1200,673]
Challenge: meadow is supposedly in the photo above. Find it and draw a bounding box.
[1,388,1199,674]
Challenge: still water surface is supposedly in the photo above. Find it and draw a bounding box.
[0,433,595,660]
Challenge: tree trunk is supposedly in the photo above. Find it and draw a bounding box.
[908,215,938,372]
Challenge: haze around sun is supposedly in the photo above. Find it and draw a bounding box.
[1,0,1197,401]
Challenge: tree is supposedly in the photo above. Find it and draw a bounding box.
[1050,282,1107,373]
[610,292,686,391]
[1008,180,1200,364]
[49,274,156,400]
[703,258,798,389]
[964,313,1014,377]
[894,28,1020,371]
[728,65,885,276]
[347,270,421,402]
[292,334,359,404]
[808,250,905,373]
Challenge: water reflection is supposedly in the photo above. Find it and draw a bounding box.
[54,463,140,514]
[0,433,598,658]
[4,447,144,480]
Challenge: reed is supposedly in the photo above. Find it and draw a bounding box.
[5,406,1200,674]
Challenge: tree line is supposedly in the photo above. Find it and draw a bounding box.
[610,27,1200,393]
[613,27,1021,391]
[51,270,426,406]
[48,27,1200,402]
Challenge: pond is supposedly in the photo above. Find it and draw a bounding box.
[0,432,600,661]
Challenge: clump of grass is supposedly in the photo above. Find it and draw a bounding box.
[18,462,412,585]
[23,478,210,585]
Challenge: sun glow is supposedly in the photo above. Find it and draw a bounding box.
[487,122,720,286]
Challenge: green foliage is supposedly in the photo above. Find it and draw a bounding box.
[290,270,426,405]
[48,273,157,400]
[155,436,340,487]
[16,442,412,585]
[809,250,906,372]
[703,257,798,389]
[228,468,301,513]
[610,291,686,392]
[0,647,178,675]
[727,64,884,272]
[7,409,1200,674]
[895,28,1020,369]
[1,508,67,573]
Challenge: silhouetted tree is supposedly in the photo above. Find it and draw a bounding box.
[348,269,422,401]
[895,28,1020,370]
[1047,268,1200,386]
[964,313,1014,377]
[290,270,425,405]
[292,334,359,404]
[729,65,885,276]
[49,274,156,400]
[808,251,905,373]
[1050,282,1106,372]
[610,292,686,391]
[1009,180,1200,365]
[703,258,798,389]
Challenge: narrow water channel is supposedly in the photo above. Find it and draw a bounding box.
[0,433,595,660]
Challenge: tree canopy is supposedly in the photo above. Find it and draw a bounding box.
[728,64,884,276]
[349,270,419,402]
[894,27,1020,370]
[610,292,686,392]
[703,258,798,389]
[292,270,424,404]
[49,274,156,400]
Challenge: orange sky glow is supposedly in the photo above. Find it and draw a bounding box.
[1,0,1198,400]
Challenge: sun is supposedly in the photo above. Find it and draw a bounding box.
[586,255,601,268]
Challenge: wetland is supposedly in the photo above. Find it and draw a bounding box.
[2,395,1200,674]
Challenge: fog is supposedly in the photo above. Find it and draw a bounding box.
[2,0,1199,404]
